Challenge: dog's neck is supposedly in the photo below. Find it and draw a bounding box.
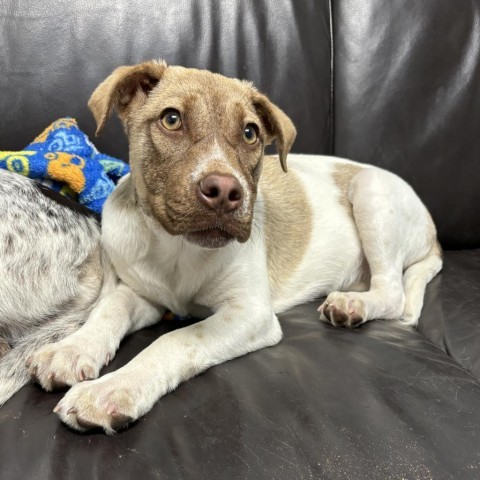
[103,173,265,316]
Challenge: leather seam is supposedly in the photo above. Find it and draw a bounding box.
[328,0,335,155]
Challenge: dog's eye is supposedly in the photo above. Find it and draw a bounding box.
[160,109,182,131]
[243,124,258,145]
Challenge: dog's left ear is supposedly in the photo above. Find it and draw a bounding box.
[252,93,296,173]
[88,60,167,135]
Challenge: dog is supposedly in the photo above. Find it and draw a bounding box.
[0,60,442,433]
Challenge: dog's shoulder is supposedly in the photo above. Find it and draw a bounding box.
[257,156,314,294]
[257,154,370,304]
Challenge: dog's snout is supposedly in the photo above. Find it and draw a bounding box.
[197,174,243,214]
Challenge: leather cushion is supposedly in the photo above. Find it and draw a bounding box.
[419,249,480,380]
[1,250,480,480]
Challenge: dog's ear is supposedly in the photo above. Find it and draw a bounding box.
[252,93,296,173]
[88,60,167,135]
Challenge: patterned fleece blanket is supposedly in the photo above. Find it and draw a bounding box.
[0,118,130,214]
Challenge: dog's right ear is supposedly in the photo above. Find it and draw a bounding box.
[88,60,167,135]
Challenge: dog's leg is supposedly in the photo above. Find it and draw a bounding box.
[28,282,162,390]
[53,305,282,433]
[319,168,439,328]
[400,243,442,326]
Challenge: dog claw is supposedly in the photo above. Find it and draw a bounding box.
[80,366,96,381]
[106,403,118,416]
[349,315,364,328]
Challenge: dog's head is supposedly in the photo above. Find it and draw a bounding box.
[89,60,296,248]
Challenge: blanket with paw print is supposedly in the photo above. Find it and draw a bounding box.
[0,118,130,214]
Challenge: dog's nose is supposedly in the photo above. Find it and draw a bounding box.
[197,174,243,214]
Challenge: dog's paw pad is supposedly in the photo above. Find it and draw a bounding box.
[28,342,101,391]
[319,293,367,328]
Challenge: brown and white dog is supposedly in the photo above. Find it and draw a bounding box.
[0,61,442,433]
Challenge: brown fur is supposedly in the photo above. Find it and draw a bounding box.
[332,163,364,214]
[88,61,297,247]
[259,156,313,291]
[88,61,168,135]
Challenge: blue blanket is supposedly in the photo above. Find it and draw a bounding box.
[0,118,130,214]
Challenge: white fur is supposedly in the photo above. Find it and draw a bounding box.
[36,154,440,433]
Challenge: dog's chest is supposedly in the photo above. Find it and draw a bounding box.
[119,256,202,316]
[109,230,224,316]
[103,180,239,316]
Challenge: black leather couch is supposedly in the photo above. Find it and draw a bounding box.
[1,1,480,479]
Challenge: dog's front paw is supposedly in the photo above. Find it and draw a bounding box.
[53,374,141,434]
[318,292,367,328]
[27,341,107,391]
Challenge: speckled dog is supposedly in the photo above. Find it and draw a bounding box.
[0,61,442,433]
[0,172,111,402]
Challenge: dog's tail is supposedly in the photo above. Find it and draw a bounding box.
[0,310,89,407]
[400,241,443,327]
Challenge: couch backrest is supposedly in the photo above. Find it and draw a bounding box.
[333,0,480,249]
[0,0,332,156]
[1,0,478,249]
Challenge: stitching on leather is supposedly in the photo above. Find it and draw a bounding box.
[328,0,335,154]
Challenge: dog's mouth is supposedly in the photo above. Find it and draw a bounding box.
[150,197,253,248]
[184,227,236,249]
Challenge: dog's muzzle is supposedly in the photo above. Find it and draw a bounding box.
[184,173,249,249]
